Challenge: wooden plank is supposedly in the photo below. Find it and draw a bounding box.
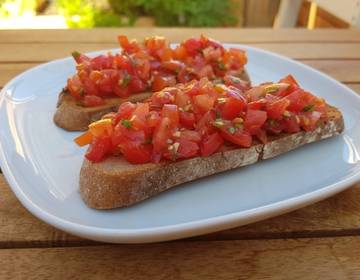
[2,60,360,87]
[1,28,360,43]
[244,0,280,27]
[1,42,360,63]
[1,237,360,279]
[2,173,360,247]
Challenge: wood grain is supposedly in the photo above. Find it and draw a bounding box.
[1,28,360,43]
[2,60,360,87]
[1,42,360,62]
[1,236,360,279]
[2,174,360,247]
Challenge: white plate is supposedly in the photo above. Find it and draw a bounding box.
[1,45,360,243]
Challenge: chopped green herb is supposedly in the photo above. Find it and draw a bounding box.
[218,62,226,70]
[303,104,315,112]
[120,73,132,88]
[215,111,222,118]
[213,118,224,128]
[76,102,83,107]
[264,84,280,94]
[268,118,277,126]
[231,77,241,84]
[228,127,236,134]
[71,51,81,60]
[79,89,85,97]
[121,119,132,129]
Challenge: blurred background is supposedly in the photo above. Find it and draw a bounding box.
[0,0,359,29]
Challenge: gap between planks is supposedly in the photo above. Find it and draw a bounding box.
[1,28,360,44]
[1,236,360,279]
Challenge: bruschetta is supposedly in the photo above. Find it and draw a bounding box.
[75,75,344,209]
[54,35,250,131]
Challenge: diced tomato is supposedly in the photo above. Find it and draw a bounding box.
[180,130,201,143]
[162,104,179,127]
[153,117,172,154]
[85,136,112,162]
[179,112,196,129]
[183,38,202,56]
[146,111,161,127]
[118,35,140,53]
[175,91,191,108]
[221,96,247,120]
[286,90,315,113]
[121,142,152,164]
[248,99,267,110]
[114,102,136,124]
[266,98,290,120]
[201,133,224,156]
[173,45,188,60]
[254,129,267,144]
[83,95,104,107]
[67,75,83,100]
[299,111,322,131]
[244,110,268,134]
[220,127,252,148]
[161,60,185,73]
[152,75,176,92]
[283,114,300,133]
[131,103,150,130]
[246,86,265,102]
[177,138,199,158]
[193,94,215,114]
[196,110,216,136]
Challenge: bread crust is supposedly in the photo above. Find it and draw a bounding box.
[53,70,251,131]
[79,105,344,209]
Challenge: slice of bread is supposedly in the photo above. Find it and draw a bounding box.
[53,70,251,131]
[79,105,344,209]
[53,91,152,131]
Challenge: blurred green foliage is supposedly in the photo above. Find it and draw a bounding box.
[56,0,124,28]
[110,0,238,27]
[0,0,37,17]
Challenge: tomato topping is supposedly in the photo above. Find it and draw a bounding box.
[85,136,112,162]
[201,133,224,156]
[83,95,105,107]
[244,110,267,134]
[77,75,327,164]
[67,35,248,104]
[221,96,247,120]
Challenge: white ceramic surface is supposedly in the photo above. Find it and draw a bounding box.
[1,45,360,243]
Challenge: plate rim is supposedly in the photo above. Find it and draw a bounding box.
[1,44,360,243]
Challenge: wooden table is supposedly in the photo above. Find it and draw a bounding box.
[1,28,360,279]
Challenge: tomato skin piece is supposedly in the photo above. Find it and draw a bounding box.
[83,95,104,107]
[248,99,267,110]
[67,75,83,100]
[162,104,179,128]
[183,38,202,56]
[283,114,300,133]
[180,130,201,143]
[177,138,199,158]
[85,136,112,162]
[152,75,176,92]
[179,111,196,129]
[244,109,268,134]
[196,110,216,137]
[113,102,136,125]
[221,97,247,120]
[193,94,215,114]
[221,128,252,148]
[266,98,290,120]
[153,117,172,154]
[121,142,152,164]
[201,132,224,156]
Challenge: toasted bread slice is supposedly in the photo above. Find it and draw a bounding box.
[79,105,344,209]
[54,70,251,131]
[53,91,152,131]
